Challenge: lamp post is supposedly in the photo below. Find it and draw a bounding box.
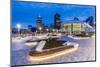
[16,24,21,37]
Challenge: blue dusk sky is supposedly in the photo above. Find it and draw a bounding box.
[12,0,96,29]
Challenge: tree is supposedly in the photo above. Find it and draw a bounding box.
[73,17,79,21]
[85,16,94,26]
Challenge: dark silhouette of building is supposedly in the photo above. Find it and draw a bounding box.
[28,25,32,30]
[27,25,37,32]
[30,27,37,32]
[12,28,17,34]
[50,24,54,29]
[54,13,61,30]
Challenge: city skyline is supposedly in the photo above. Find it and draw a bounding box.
[11,1,96,66]
[12,0,96,29]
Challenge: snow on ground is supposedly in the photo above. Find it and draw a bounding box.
[31,37,95,64]
[11,35,95,66]
[35,41,46,52]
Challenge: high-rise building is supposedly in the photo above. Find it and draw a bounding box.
[37,16,43,31]
[54,13,61,30]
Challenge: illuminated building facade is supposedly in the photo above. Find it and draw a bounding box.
[62,20,94,35]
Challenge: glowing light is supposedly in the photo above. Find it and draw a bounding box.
[57,33,62,36]
[52,29,55,32]
[25,42,38,46]
[28,45,79,62]
[39,27,42,31]
[16,24,21,29]
[46,29,49,32]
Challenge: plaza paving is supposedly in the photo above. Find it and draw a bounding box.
[11,35,95,66]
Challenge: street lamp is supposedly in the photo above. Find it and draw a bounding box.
[16,24,21,37]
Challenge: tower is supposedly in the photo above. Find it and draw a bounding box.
[37,16,43,31]
[54,13,61,30]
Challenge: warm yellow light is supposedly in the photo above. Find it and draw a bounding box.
[28,45,79,62]
[39,27,42,31]
[46,29,49,31]
[25,42,38,46]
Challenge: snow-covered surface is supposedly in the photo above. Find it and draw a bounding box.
[62,41,79,47]
[35,41,46,52]
[83,23,93,28]
[68,35,91,40]
[58,35,77,41]
[11,35,95,66]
